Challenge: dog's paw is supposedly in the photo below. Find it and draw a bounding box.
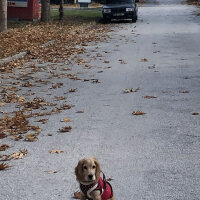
[74,191,81,199]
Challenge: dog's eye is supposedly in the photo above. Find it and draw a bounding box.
[92,165,96,169]
[83,166,87,170]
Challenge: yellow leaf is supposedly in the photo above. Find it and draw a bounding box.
[49,149,65,154]
[61,118,71,122]
[59,126,72,133]
[25,134,38,142]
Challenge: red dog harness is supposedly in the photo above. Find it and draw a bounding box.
[80,173,113,200]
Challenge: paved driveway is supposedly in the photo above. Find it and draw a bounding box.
[1,0,200,199]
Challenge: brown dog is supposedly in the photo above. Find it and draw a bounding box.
[75,158,116,200]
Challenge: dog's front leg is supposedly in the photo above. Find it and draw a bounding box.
[80,191,87,200]
[91,196,101,200]
[90,190,101,200]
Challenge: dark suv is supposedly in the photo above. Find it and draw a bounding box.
[102,0,138,23]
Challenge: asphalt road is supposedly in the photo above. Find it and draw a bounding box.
[1,0,200,199]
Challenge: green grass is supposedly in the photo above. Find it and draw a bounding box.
[51,9,102,21]
[8,20,32,28]
[7,9,102,29]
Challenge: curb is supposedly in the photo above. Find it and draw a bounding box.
[0,40,55,67]
[0,52,27,66]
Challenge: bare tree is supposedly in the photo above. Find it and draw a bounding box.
[59,0,64,20]
[41,0,51,22]
[0,0,7,33]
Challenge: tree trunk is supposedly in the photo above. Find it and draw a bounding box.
[41,0,50,22]
[0,0,7,33]
[59,0,64,20]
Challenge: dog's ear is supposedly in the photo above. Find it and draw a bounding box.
[93,157,101,181]
[75,159,85,182]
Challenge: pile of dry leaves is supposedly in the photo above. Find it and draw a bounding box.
[0,18,110,71]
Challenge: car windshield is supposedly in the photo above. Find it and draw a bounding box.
[105,0,133,4]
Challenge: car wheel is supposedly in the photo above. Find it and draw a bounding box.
[103,17,110,24]
[132,15,137,23]
[132,11,137,23]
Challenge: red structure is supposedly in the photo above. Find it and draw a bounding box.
[8,0,41,20]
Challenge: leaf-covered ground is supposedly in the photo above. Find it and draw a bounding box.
[0,17,109,61]
[0,17,111,170]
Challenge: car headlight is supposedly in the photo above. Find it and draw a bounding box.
[103,9,111,13]
[126,8,134,12]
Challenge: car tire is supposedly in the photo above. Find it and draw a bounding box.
[132,16,137,23]
[132,11,137,23]
[103,18,111,24]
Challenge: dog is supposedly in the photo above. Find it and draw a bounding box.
[75,157,116,200]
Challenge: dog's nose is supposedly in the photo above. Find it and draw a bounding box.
[88,174,93,180]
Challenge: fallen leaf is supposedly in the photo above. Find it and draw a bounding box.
[153,51,160,53]
[144,96,157,99]
[0,133,7,139]
[119,59,127,64]
[36,119,48,124]
[11,152,24,159]
[45,170,58,174]
[10,149,28,159]
[140,58,148,62]
[69,88,77,93]
[179,90,189,94]
[148,64,156,69]
[59,126,72,133]
[76,110,84,113]
[91,79,99,83]
[54,96,66,101]
[59,104,72,110]
[12,135,24,141]
[51,83,64,89]
[20,149,28,155]
[49,149,65,154]
[0,144,10,151]
[0,162,11,170]
[104,60,110,63]
[0,102,5,107]
[123,88,139,93]
[132,111,146,115]
[0,155,11,161]
[25,134,38,142]
[192,112,199,115]
[61,118,71,122]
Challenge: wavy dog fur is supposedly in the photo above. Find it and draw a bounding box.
[75,158,101,183]
[75,158,115,200]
